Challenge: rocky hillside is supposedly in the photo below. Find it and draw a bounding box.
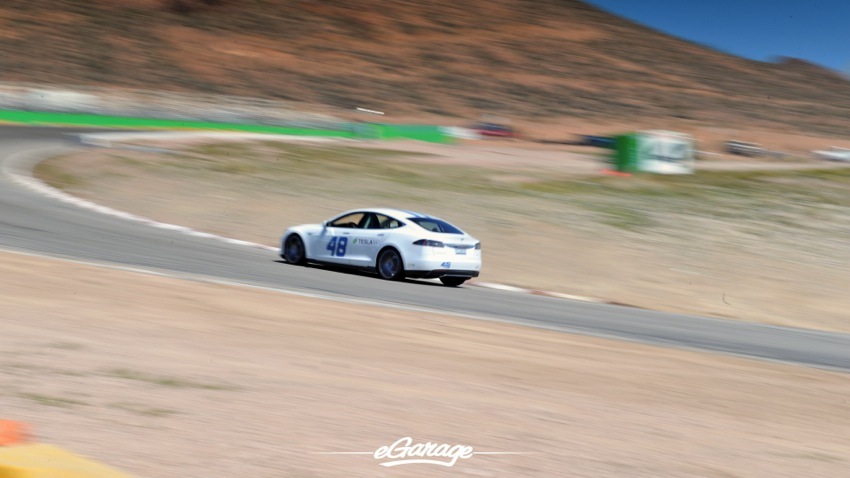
[2,0,849,135]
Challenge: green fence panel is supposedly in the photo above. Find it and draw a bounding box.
[0,110,455,144]
[0,110,356,138]
[358,123,454,143]
[613,133,640,173]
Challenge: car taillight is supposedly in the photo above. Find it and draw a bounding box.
[474,242,481,250]
[413,239,444,247]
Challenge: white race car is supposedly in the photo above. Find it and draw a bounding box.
[280,208,481,286]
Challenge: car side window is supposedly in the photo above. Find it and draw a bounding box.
[329,212,365,228]
[374,214,402,229]
[359,214,377,229]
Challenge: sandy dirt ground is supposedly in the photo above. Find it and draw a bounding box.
[2,250,850,478]
[8,131,850,476]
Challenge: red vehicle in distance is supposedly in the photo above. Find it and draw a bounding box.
[472,122,518,139]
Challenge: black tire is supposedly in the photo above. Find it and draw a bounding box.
[377,248,404,280]
[283,234,306,265]
[440,277,467,287]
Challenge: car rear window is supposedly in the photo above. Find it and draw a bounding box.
[408,217,463,234]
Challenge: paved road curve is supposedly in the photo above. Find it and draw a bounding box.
[3,125,850,371]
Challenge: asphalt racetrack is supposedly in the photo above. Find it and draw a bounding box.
[3,125,850,372]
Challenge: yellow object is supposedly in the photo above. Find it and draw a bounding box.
[0,444,133,478]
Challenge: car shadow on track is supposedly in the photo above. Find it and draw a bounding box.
[272,260,451,287]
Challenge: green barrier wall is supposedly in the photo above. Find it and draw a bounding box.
[0,110,355,138]
[613,133,640,173]
[370,124,455,143]
[0,110,455,143]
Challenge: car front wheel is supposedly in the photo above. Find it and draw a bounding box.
[377,248,404,280]
[439,277,467,287]
[283,235,306,265]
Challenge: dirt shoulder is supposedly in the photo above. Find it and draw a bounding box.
[2,250,849,478]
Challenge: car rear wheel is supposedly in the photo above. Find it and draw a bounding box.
[439,277,467,287]
[283,235,306,265]
[377,248,404,280]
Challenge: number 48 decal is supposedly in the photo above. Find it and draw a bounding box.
[326,237,348,257]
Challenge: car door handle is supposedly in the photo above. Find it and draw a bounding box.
[378,234,385,236]
[342,232,351,235]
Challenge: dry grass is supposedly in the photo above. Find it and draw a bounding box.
[34,138,850,332]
